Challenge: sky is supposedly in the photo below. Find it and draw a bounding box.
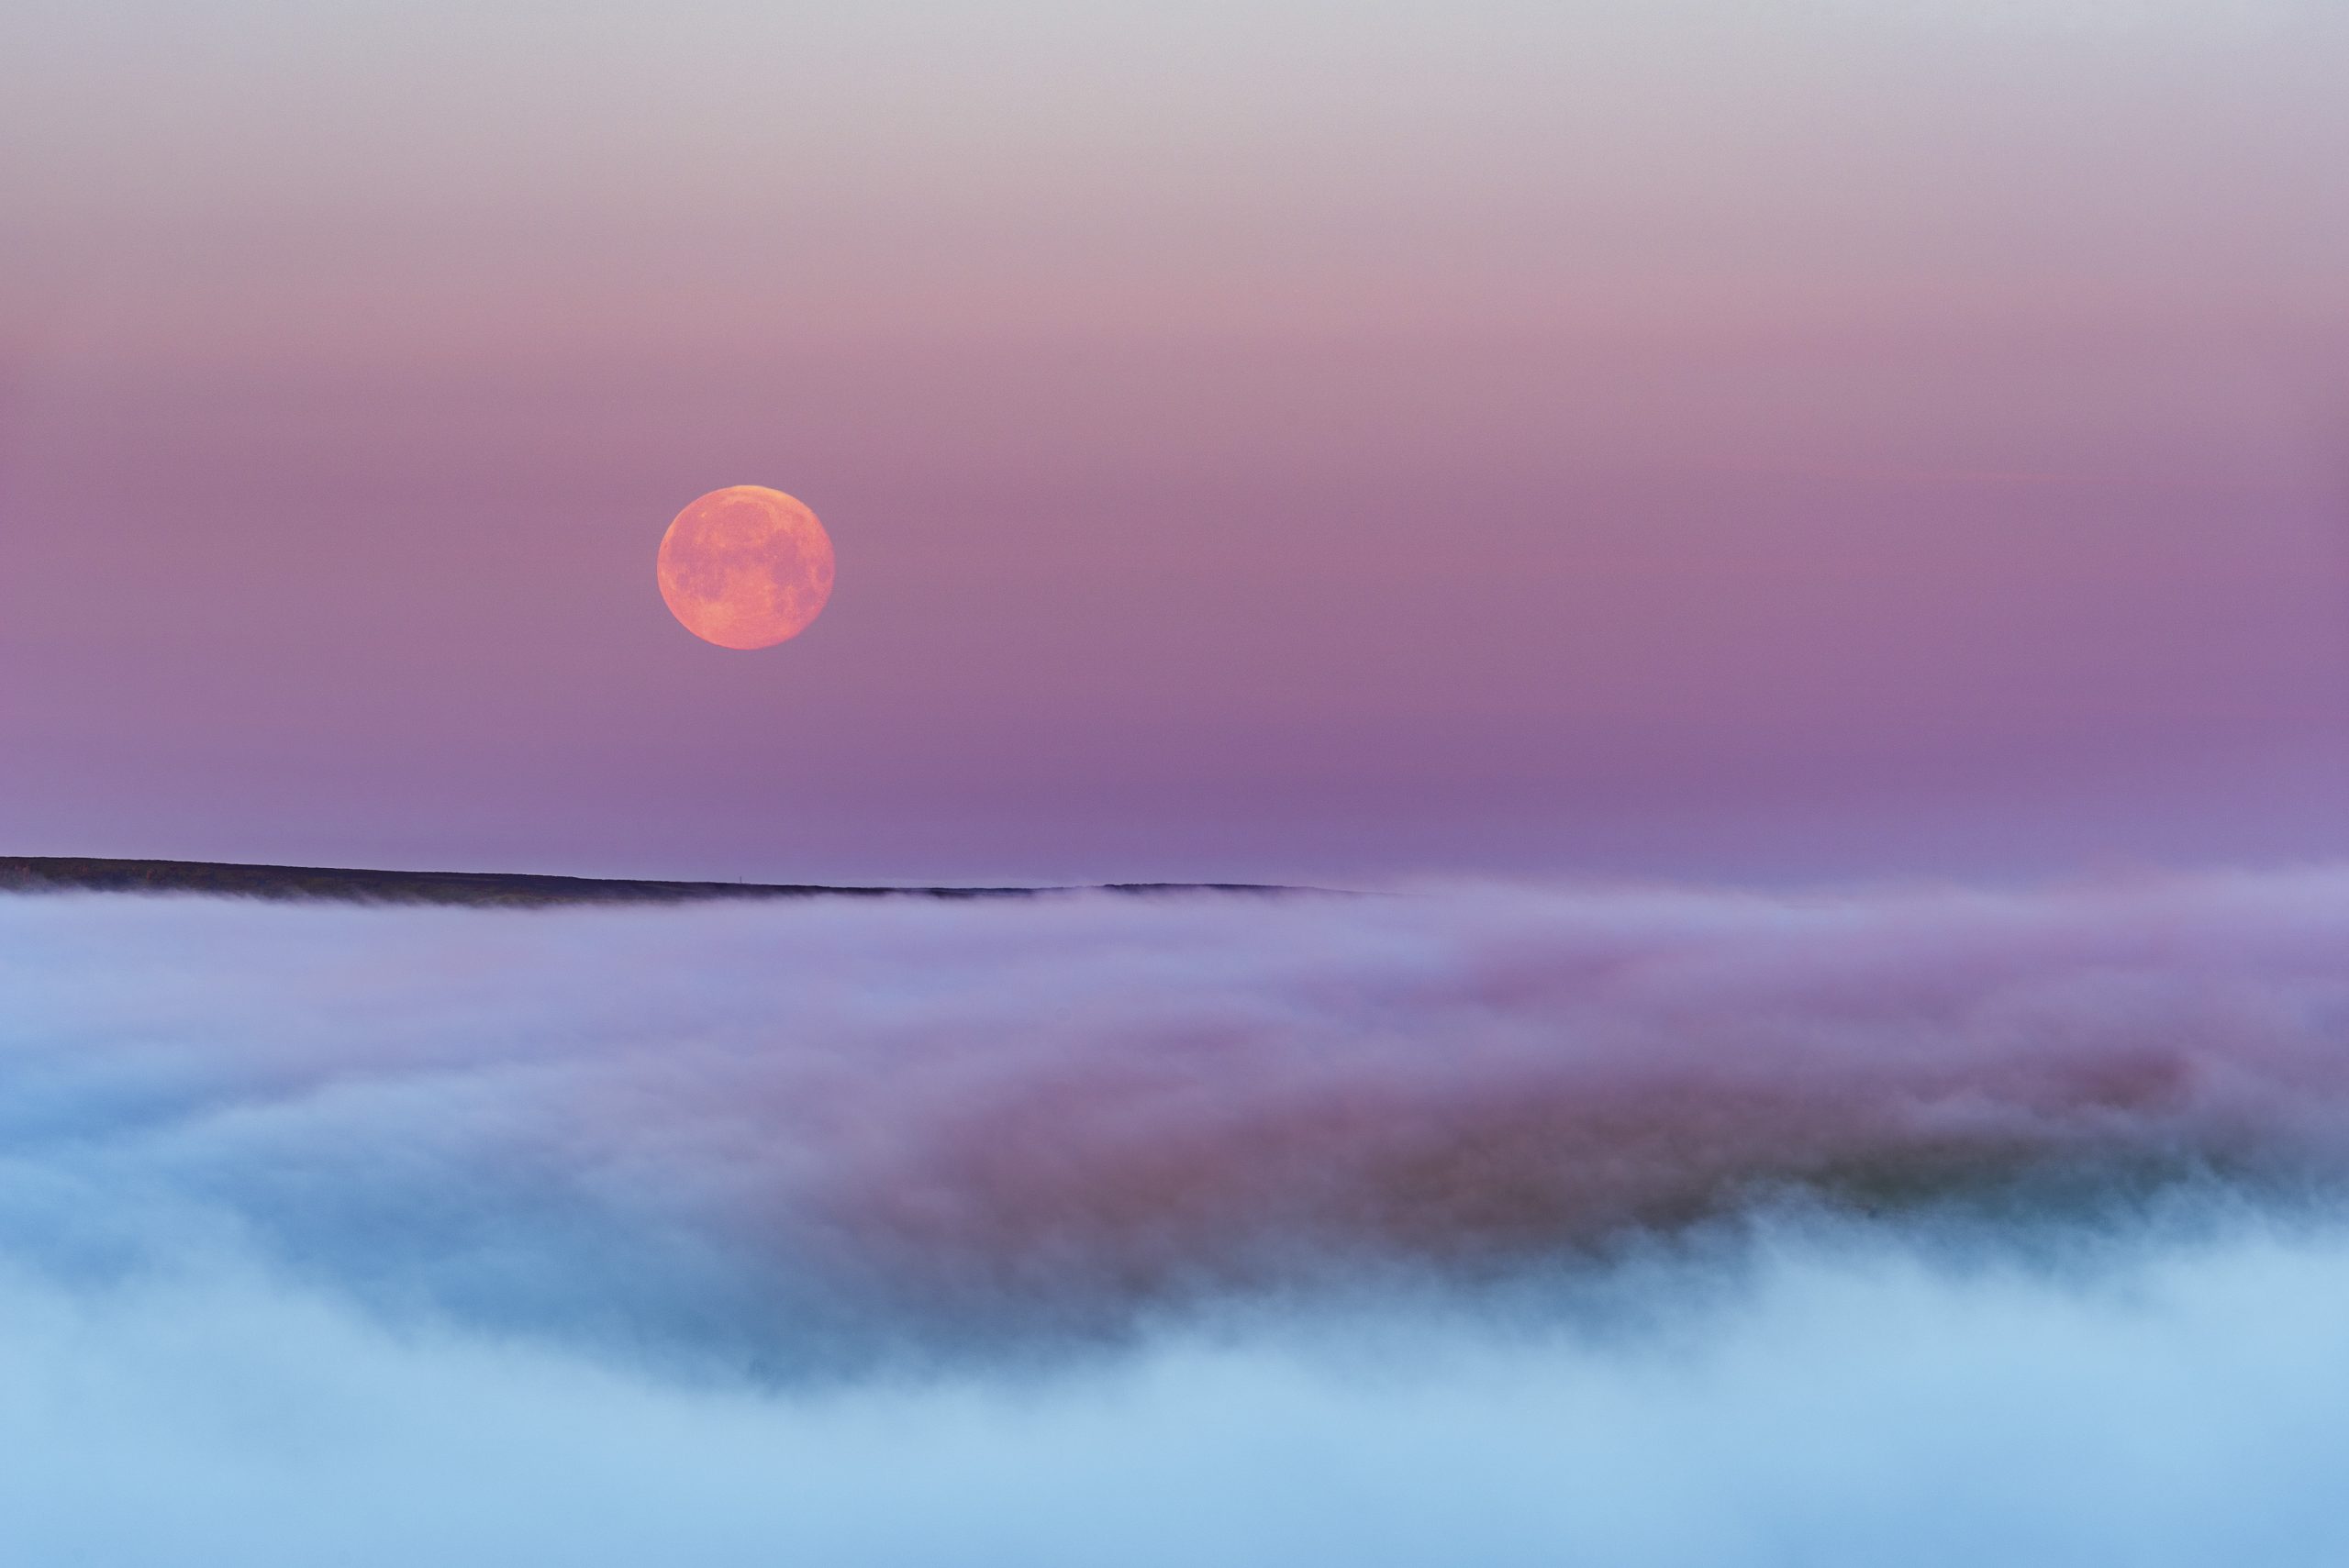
[11,16,2349,1554]
[5,0,2348,882]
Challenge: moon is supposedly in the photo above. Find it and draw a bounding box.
[656,486,836,651]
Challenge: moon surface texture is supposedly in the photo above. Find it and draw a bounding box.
[657,486,836,650]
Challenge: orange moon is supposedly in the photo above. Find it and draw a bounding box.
[656,486,835,650]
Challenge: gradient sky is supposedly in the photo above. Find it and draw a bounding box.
[4,0,2346,882]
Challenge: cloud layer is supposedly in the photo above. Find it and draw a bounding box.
[6,872,2347,1371]
[8,873,2349,1562]
[6,1203,2349,1566]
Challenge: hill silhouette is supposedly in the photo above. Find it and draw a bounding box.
[0,856,1294,908]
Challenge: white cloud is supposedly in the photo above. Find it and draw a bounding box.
[5,873,2349,1368]
[6,873,2349,1559]
[3,1213,2346,1566]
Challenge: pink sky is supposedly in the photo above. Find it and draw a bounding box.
[3,0,2345,881]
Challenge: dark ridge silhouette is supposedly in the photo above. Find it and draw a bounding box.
[0,856,1300,908]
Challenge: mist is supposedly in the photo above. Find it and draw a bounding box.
[6,873,2347,1561]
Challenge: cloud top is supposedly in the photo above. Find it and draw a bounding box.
[5,870,2347,1370]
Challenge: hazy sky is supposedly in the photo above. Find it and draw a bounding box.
[4,0,2345,880]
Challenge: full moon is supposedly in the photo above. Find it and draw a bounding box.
[656,486,836,651]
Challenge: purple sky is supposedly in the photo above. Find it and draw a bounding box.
[4,0,2346,882]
